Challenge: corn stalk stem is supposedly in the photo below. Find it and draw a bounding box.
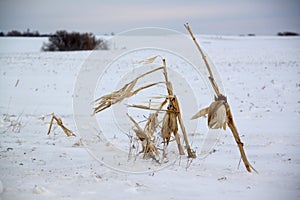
[226,105,252,172]
[184,23,254,171]
[176,99,196,158]
[162,58,195,158]
[47,113,55,135]
[184,23,221,97]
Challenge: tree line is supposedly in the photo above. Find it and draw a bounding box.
[0,29,50,37]
[1,29,298,51]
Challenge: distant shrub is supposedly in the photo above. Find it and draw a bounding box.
[42,30,108,51]
[277,32,299,36]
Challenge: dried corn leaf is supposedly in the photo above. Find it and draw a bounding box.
[192,100,227,130]
[144,113,159,136]
[134,56,160,65]
[161,110,177,143]
[207,100,227,130]
[94,67,164,114]
[127,113,148,140]
[191,107,209,119]
[127,113,159,158]
[127,104,171,113]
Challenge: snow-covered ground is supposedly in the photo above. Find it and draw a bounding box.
[0,35,299,200]
[0,37,48,53]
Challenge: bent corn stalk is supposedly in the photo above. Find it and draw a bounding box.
[184,23,256,172]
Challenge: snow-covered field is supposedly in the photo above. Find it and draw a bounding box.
[0,35,299,200]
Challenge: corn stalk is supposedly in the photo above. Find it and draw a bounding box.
[184,23,256,172]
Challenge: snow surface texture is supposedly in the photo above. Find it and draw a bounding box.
[0,36,299,200]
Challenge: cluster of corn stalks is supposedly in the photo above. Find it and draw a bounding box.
[94,55,196,162]
[93,23,256,172]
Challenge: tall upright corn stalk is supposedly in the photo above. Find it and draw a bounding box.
[184,23,256,173]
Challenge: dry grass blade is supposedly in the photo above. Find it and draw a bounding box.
[94,66,164,114]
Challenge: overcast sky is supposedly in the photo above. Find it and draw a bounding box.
[0,0,299,35]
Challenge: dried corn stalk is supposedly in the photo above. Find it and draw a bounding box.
[129,57,196,158]
[160,58,196,158]
[47,113,75,136]
[95,55,196,161]
[185,23,256,172]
